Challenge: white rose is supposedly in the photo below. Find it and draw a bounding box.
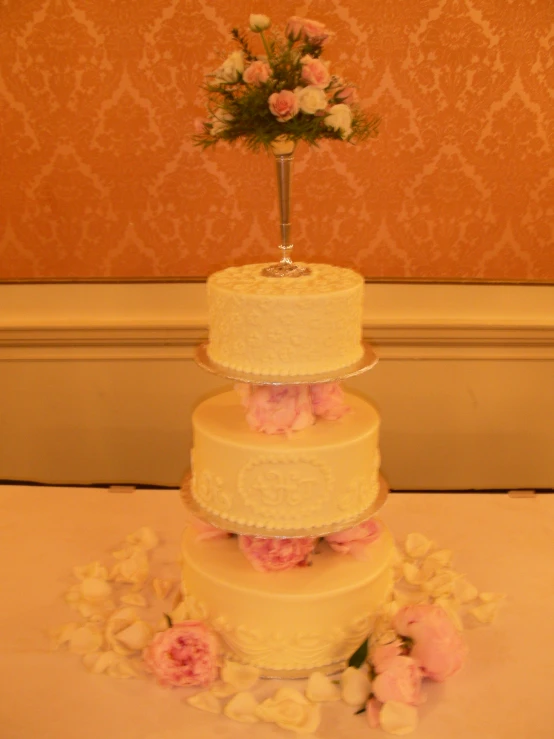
[324,103,353,139]
[215,50,244,83]
[249,14,271,32]
[294,85,327,115]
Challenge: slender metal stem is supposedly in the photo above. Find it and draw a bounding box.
[275,151,294,265]
[261,138,310,277]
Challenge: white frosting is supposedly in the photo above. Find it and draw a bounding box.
[206,263,364,376]
[191,389,381,531]
[181,522,395,671]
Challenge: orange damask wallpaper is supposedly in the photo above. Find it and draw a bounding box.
[0,0,553,281]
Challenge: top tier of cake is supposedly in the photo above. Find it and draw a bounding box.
[206,263,364,377]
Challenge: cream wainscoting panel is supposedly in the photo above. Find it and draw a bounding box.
[0,282,553,490]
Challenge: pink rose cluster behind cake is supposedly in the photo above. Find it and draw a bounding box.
[235,381,350,435]
[238,535,316,572]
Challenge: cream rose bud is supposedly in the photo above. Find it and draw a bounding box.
[249,14,271,32]
[215,50,244,83]
[324,103,353,139]
[294,86,327,115]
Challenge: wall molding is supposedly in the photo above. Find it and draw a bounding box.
[1,280,553,489]
[0,281,553,360]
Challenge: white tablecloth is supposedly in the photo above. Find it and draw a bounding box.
[1,485,553,739]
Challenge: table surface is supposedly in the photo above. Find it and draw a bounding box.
[1,485,553,739]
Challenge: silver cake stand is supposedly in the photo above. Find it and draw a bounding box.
[194,341,378,385]
[180,473,389,539]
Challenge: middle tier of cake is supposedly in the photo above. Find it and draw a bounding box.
[190,389,381,532]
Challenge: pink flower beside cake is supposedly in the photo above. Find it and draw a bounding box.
[144,621,219,687]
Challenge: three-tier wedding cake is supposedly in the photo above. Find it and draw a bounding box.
[181,262,394,674]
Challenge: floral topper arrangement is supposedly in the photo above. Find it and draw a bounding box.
[193,14,380,152]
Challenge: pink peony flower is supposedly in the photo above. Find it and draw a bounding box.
[268,90,299,122]
[300,55,331,89]
[371,655,424,706]
[309,382,349,420]
[370,638,405,674]
[238,535,316,572]
[325,518,382,560]
[286,16,331,44]
[236,383,315,435]
[143,621,219,687]
[393,604,467,682]
[243,60,271,86]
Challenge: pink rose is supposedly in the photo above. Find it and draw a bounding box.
[268,90,299,122]
[285,16,305,39]
[301,18,332,44]
[286,16,331,45]
[236,383,314,435]
[370,638,404,674]
[238,535,316,572]
[325,518,382,560]
[243,60,271,86]
[143,621,219,687]
[309,382,349,420]
[336,86,358,105]
[300,55,331,89]
[393,604,467,682]
[371,655,424,706]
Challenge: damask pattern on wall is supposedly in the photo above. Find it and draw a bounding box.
[0,0,552,281]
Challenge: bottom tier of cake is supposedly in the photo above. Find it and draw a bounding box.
[180,520,395,674]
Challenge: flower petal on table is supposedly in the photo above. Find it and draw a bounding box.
[380,701,418,735]
[405,533,433,559]
[220,660,260,691]
[256,688,320,734]
[152,578,174,600]
[305,671,341,702]
[79,577,112,603]
[121,592,148,607]
[187,692,221,714]
[73,561,109,581]
[210,682,238,698]
[341,666,371,706]
[224,691,260,723]
[68,624,103,655]
[50,622,79,649]
[469,601,503,625]
[453,576,479,604]
[126,526,159,550]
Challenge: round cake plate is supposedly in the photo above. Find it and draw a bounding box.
[194,342,378,385]
[180,474,389,539]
